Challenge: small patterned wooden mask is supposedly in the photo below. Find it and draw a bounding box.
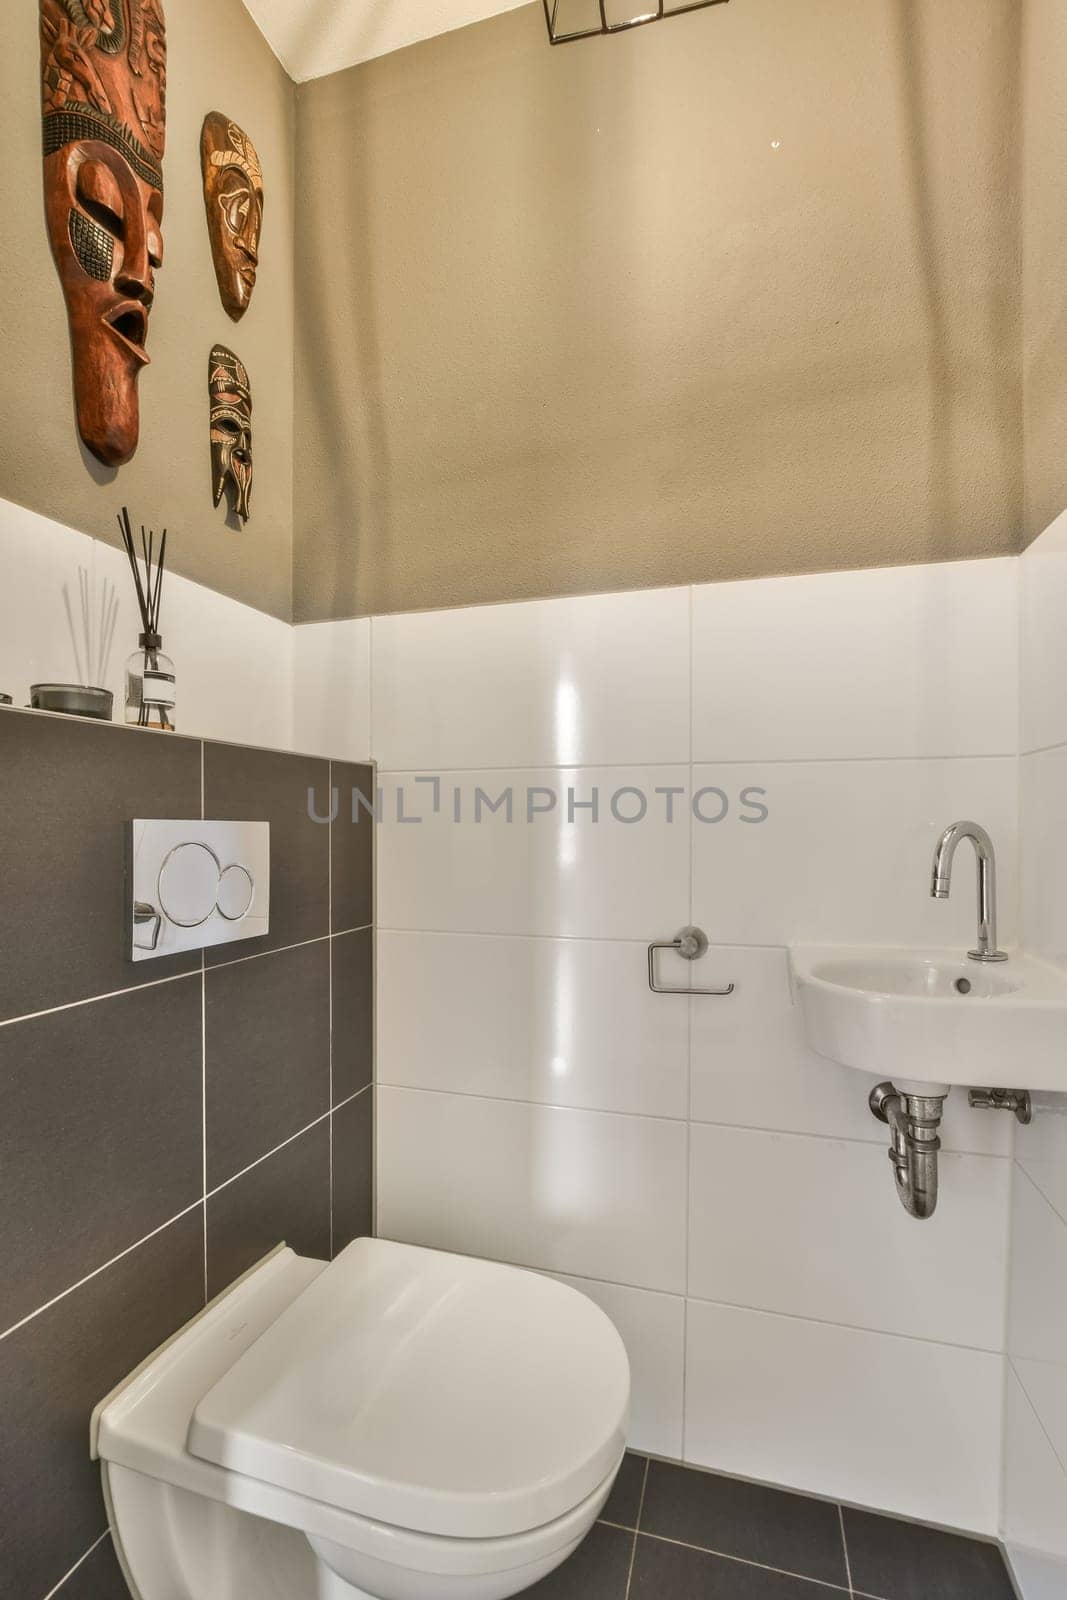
[209,345,253,523]
[201,113,263,322]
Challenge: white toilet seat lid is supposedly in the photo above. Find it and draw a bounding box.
[188,1238,630,1540]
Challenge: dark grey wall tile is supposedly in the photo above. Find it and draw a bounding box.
[842,1508,1015,1600]
[207,1120,330,1298]
[332,928,372,1103]
[57,1534,130,1599]
[332,1090,373,1256]
[331,762,374,933]
[203,742,329,959]
[0,977,203,1333]
[0,710,201,1022]
[205,943,330,1190]
[0,1207,203,1600]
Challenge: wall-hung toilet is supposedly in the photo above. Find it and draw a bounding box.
[92,1238,631,1600]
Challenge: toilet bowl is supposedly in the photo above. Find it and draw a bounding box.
[92,1238,631,1600]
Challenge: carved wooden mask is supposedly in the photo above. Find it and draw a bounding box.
[209,346,253,523]
[40,0,167,467]
[201,113,263,322]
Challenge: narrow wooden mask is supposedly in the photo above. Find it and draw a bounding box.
[40,0,167,467]
[201,113,263,321]
[209,345,253,523]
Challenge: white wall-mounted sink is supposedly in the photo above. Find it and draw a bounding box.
[790,947,1067,1093]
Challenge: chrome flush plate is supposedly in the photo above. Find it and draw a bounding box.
[130,819,270,962]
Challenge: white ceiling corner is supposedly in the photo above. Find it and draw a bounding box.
[241,0,534,82]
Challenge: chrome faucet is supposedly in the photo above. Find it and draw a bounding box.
[930,821,1008,963]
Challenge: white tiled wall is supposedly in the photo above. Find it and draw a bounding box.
[293,557,1022,1534]
[1004,508,1067,1594]
[2,498,1037,1540]
[0,499,294,752]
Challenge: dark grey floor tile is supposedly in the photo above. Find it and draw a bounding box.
[0,709,201,1021]
[207,1120,331,1296]
[332,1090,374,1255]
[0,977,203,1331]
[206,942,331,1188]
[524,1522,633,1598]
[0,1207,203,1600]
[843,1508,1015,1600]
[332,928,373,1103]
[57,1533,130,1599]
[601,1451,649,1529]
[204,741,329,959]
[630,1536,845,1598]
[331,761,374,933]
[641,1463,848,1589]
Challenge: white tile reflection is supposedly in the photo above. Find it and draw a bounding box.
[554,676,581,767]
[378,931,688,1118]
[378,767,689,940]
[371,588,690,770]
[377,1086,687,1294]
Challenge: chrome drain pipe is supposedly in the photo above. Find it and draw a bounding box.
[869,1083,946,1220]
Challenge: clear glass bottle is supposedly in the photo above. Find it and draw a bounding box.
[125,631,177,732]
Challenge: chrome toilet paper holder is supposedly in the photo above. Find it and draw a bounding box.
[648,926,735,997]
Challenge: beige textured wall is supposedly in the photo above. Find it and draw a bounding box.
[293,0,1022,622]
[1022,0,1067,546]
[0,0,295,620]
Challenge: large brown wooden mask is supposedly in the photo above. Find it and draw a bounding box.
[201,113,263,322]
[40,0,167,468]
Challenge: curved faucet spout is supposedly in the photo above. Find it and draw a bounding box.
[930,820,1007,963]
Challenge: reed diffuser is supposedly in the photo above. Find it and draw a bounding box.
[31,566,120,721]
[119,507,176,731]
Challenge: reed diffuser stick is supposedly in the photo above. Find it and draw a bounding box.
[118,507,172,730]
[61,566,119,688]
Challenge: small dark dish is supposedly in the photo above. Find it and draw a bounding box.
[30,684,114,721]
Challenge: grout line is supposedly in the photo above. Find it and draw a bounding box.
[376,926,786,947]
[40,1530,109,1600]
[374,1081,1008,1160]
[205,931,336,972]
[622,1456,650,1600]
[208,1109,335,1197]
[995,1152,1019,1539]
[839,1504,855,1596]
[206,1090,371,1203]
[681,1288,1005,1358]
[1014,1156,1067,1231]
[199,734,206,1306]
[201,953,207,1304]
[375,752,1019,776]
[379,1081,691,1129]
[329,760,335,1260]
[0,967,201,1030]
[1020,737,1067,758]
[0,1199,204,1345]
[1009,1356,1067,1482]
[632,1530,853,1594]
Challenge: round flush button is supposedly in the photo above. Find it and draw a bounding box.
[158,842,222,928]
[217,863,255,922]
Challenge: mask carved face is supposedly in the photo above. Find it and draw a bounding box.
[40,0,167,467]
[201,113,263,322]
[209,345,253,523]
